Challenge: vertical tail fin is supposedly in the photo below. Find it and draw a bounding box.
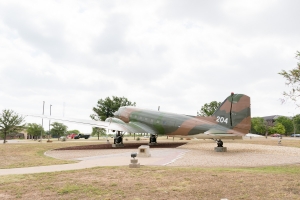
[212,93,251,134]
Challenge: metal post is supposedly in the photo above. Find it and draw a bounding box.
[290,113,296,137]
[293,116,296,138]
[41,101,45,141]
[49,105,52,139]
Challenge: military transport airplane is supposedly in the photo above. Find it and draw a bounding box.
[27,93,251,145]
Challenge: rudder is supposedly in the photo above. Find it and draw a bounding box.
[212,93,251,134]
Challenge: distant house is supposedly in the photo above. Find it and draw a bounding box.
[263,115,280,126]
[262,115,291,126]
[0,132,25,140]
[0,129,28,140]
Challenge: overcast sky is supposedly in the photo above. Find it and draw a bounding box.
[0,0,299,133]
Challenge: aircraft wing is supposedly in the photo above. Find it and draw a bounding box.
[204,128,229,135]
[204,126,245,136]
[192,126,244,139]
[25,114,158,134]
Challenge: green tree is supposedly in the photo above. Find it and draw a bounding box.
[50,122,68,140]
[0,109,25,144]
[45,130,51,139]
[293,114,300,134]
[197,101,221,117]
[251,117,268,135]
[269,122,285,134]
[91,127,106,140]
[275,116,293,136]
[90,96,136,121]
[27,123,45,139]
[278,51,300,106]
[275,122,285,134]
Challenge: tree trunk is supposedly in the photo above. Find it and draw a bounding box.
[3,131,7,144]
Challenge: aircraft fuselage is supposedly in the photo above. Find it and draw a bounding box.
[114,106,234,137]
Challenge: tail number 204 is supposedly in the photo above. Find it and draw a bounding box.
[216,116,228,124]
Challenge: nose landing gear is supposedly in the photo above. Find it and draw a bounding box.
[112,131,124,148]
[149,134,158,146]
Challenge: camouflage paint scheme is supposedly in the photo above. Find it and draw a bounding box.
[107,93,251,139]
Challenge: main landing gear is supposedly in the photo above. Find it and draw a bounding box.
[214,139,227,152]
[216,139,223,147]
[112,131,124,148]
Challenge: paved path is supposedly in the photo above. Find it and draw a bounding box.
[0,149,189,176]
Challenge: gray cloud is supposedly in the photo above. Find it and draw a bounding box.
[0,64,117,97]
[160,0,223,24]
[93,14,130,54]
[161,0,300,38]
[1,6,69,61]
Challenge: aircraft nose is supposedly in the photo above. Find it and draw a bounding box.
[113,111,119,117]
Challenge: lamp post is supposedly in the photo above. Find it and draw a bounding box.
[49,105,52,138]
[293,116,296,138]
[41,101,45,141]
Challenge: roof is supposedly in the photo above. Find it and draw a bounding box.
[262,115,291,121]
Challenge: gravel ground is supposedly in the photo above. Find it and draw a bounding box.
[45,142,300,167]
[168,142,300,167]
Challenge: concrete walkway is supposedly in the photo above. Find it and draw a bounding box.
[0,149,189,176]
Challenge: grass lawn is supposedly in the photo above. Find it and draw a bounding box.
[0,140,105,169]
[0,137,300,199]
[0,165,300,199]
